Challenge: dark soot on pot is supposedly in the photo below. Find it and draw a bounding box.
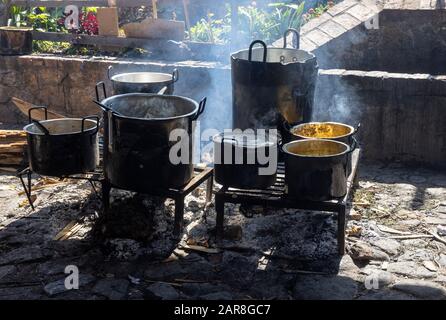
[109,95,196,119]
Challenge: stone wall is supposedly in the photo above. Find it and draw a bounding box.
[314,69,446,168]
[0,55,232,132]
[313,9,446,74]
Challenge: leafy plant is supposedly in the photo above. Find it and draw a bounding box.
[268,2,305,35]
[7,5,28,27]
[189,13,230,44]
[28,7,66,32]
[188,1,306,45]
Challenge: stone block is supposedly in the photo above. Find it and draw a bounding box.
[318,20,348,38]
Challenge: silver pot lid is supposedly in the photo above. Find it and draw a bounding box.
[213,132,278,148]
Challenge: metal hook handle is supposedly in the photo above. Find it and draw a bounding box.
[347,136,359,154]
[193,97,207,121]
[81,116,100,135]
[354,123,361,135]
[172,68,179,83]
[283,28,300,49]
[107,65,113,80]
[95,81,107,102]
[248,40,268,62]
[28,106,48,124]
[32,120,50,135]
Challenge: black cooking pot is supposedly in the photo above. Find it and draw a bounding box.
[105,66,179,95]
[282,139,356,201]
[23,107,99,177]
[213,131,278,189]
[231,29,318,130]
[99,93,206,192]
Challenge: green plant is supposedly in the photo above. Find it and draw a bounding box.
[188,1,306,45]
[188,12,230,43]
[268,2,305,35]
[27,7,66,32]
[33,40,70,53]
[7,5,28,27]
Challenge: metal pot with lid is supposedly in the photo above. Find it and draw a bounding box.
[231,29,318,130]
[213,131,278,189]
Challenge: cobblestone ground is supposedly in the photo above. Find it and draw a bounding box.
[0,161,445,300]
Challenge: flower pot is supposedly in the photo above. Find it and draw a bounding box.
[0,27,33,55]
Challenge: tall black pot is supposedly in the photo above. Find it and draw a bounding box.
[231,29,318,130]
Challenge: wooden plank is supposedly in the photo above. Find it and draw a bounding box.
[12,97,66,120]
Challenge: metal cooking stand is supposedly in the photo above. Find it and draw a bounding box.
[17,167,104,211]
[101,167,214,237]
[215,149,361,256]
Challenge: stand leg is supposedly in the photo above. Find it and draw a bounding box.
[337,205,346,255]
[215,193,225,241]
[101,180,111,217]
[18,169,35,211]
[206,175,213,204]
[174,195,184,237]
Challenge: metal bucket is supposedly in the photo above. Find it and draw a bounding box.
[231,29,318,130]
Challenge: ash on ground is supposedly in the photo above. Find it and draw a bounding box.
[0,162,446,300]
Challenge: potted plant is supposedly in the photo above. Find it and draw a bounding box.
[0,2,33,55]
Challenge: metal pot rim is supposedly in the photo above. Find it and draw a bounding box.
[282,139,351,158]
[110,72,173,84]
[23,118,98,136]
[212,132,278,148]
[290,122,355,140]
[101,93,200,121]
[231,47,316,65]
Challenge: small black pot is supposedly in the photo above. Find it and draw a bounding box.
[282,139,355,201]
[23,108,99,177]
[213,132,278,189]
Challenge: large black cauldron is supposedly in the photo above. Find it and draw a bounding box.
[231,29,318,130]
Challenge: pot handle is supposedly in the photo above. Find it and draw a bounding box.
[193,97,207,121]
[81,116,100,135]
[172,68,179,83]
[347,136,359,154]
[32,120,50,135]
[248,40,268,63]
[353,123,361,135]
[95,81,107,101]
[283,28,300,49]
[28,106,48,123]
[221,137,238,146]
[107,65,113,80]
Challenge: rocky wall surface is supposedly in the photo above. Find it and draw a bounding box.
[315,69,446,168]
[0,55,232,133]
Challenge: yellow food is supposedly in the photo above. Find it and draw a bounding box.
[292,123,351,139]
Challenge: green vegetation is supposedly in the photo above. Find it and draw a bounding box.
[188,1,337,45]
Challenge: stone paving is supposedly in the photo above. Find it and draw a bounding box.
[0,161,445,300]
